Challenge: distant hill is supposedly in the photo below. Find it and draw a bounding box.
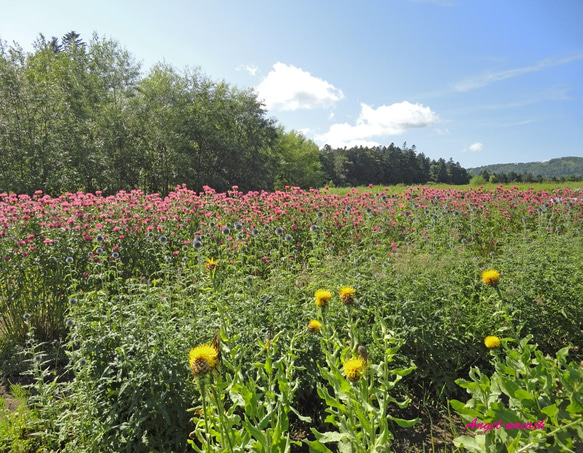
[468,156,583,178]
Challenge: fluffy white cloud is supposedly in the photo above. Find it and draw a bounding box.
[315,101,438,148]
[255,63,344,111]
[464,142,484,152]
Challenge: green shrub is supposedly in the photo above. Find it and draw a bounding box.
[451,336,583,452]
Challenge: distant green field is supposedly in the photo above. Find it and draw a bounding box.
[323,181,583,196]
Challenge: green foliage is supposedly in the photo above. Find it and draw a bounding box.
[0,184,581,451]
[451,336,583,452]
[470,175,487,186]
[61,284,201,452]
[309,315,418,452]
[0,33,285,195]
[0,384,37,452]
[273,129,323,189]
[188,331,311,452]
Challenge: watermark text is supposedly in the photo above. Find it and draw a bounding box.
[465,418,545,433]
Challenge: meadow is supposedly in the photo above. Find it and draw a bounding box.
[1,183,582,452]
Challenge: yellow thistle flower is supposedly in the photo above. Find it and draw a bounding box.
[205,257,218,272]
[189,344,220,376]
[484,336,501,350]
[339,286,356,305]
[343,357,366,382]
[315,289,332,307]
[481,269,500,287]
[308,319,322,333]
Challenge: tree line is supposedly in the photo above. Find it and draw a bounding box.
[0,32,469,196]
[320,143,469,187]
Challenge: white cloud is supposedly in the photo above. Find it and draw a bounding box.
[463,142,483,152]
[236,64,259,76]
[455,54,583,92]
[255,63,344,111]
[315,101,439,148]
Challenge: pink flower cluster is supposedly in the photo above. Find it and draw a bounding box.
[0,184,581,262]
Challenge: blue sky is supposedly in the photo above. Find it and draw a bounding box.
[1,0,582,168]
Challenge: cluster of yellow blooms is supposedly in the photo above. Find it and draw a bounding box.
[189,270,504,381]
[311,286,368,382]
[314,286,356,307]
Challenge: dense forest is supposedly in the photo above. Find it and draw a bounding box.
[1,32,470,195]
[469,156,583,184]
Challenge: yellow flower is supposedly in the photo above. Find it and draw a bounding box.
[484,336,501,350]
[205,257,218,272]
[189,344,220,376]
[339,286,356,305]
[308,319,322,333]
[315,289,332,307]
[343,357,366,382]
[481,269,500,287]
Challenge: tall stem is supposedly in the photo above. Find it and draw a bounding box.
[199,378,212,452]
[209,375,234,453]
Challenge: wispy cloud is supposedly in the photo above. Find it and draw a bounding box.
[236,64,259,76]
[455,54,583,92]
[315,101,439,148]
[501,119,538,128]
[255,63,344,111]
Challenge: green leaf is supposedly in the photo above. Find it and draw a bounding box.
[514,389,535,405]
[455,378,481,390]
[290,406,312,423]
[388,415,420,428]
[312,430,346,444]
[244,420,268,446]
[307,440,334,453]
[453,434,486,452]
[566,398,583,415]
[450,399,482,418]
[541,404,558,418]
[498,376,520,398]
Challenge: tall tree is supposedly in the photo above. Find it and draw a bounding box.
[272,128,323,189]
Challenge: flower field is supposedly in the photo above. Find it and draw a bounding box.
[1,184,582,452]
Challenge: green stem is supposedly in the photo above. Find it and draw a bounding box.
[209,375,234,453]
[494,285,504,304]
[199,378,212,452]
